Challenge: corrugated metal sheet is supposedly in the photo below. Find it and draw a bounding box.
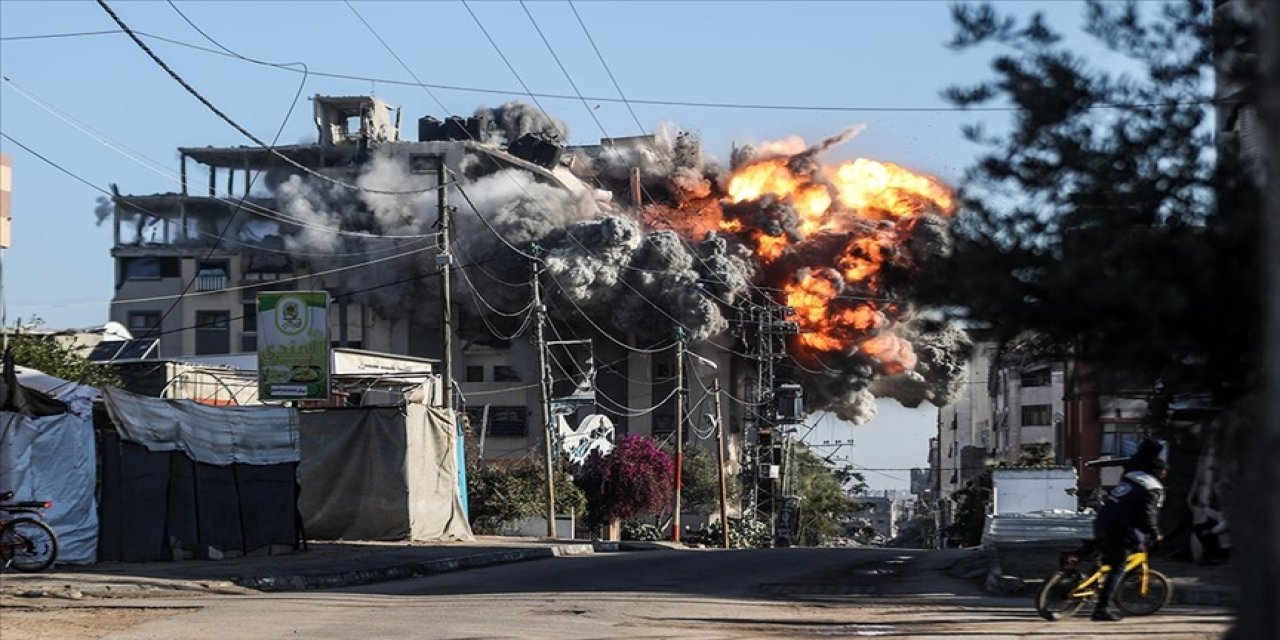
[983,510,1095,544]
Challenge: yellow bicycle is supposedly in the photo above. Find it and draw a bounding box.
[1036,547,1172,620]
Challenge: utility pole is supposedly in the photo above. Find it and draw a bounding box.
[713,379,730,549]
[532,260,557,538]
[437,157,453,411]
[672,330,686,542]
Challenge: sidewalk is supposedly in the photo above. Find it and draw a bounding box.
[0,537,678,600]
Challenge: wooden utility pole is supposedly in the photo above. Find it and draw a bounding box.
[713,379,730,549]
[532,261,557,538]
[437,157,454,411]
[672,333,685,542]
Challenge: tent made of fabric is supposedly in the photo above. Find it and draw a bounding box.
[298,403,473,542]
[98,387,301,561]
[0,411,98,564]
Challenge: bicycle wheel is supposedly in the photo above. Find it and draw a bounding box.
[1036,570,1088,621]
[0,517,58,572]
[1116,569,1172,616]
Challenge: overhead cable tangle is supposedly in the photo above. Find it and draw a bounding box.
[1,29,1229,113]
[95,0,450,197]
[4,75,442,241]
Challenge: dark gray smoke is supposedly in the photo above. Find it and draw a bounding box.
[242,103,964,424]
[474,101,570,145]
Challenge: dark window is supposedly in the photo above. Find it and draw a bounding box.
[409,154,438,174]
[652,414,674,441]
[242,303,257,333]
[492,366,520,382]
[1101,423,1145,458]
[656,363,674,378]
[1021,367,1052,387]
[118,256,180,286]
[127,311,162,333]
[195,311,230,355]
[1021,404,1052,426]
[465,366,486,382]
[463,406,528,437]
[241,334,257,352]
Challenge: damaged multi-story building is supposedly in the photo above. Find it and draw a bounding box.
[105,95,749,472]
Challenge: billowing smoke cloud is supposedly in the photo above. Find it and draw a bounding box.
[192,101,965,423]
[473,101,570,145]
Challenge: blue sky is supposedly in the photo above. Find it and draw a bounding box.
[0,0,1113,488]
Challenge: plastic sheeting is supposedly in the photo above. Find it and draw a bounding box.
[0,412,98,564]
[102,387,299,466]
[96,428,300,562]
[298,404,473,542]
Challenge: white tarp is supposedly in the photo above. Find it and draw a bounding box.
[0,411,98,564]
[102,387,299,466]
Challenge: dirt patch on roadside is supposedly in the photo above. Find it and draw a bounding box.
[0,601,197,640]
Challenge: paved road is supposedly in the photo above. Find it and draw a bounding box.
[3,548,1232,639]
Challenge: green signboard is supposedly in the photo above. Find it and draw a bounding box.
[257,291,330,401]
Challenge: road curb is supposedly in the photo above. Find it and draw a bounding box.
[235,543,596,592]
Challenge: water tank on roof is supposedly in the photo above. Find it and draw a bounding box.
[441,116,470,141]
[418,116,443,142]
[508,133,564,169]
[466,113,495,142]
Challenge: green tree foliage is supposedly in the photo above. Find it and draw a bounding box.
[790,446,862,547]
[661,443,738,516]
[10,319,120,387]
[922,1,1260,404]
[465,458,585,535]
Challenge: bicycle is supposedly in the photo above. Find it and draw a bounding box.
[1035,543,1172,621]
[0,490,59,572]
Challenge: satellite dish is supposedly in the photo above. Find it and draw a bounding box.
[101,321,133,342]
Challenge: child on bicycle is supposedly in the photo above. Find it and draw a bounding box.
[1090,455,1166,621]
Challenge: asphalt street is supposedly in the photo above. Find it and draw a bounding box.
[1,548,1232,639]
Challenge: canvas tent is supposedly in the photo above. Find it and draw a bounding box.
[0,363,100,565]
[97,387,301,561]
[298,403,473,541]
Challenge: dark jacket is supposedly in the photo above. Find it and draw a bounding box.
[1095,470,1164,538]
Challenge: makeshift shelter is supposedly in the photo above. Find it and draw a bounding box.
[97,387,301,561]
[298,402,473,541]
[0,360,100,565]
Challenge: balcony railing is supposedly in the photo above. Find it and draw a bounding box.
[195,273,228,292]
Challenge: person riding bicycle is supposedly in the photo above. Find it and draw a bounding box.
[1090,455,1167,621]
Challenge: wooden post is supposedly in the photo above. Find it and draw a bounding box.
[714,380,731,549]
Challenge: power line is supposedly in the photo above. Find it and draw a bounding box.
[2,75,442,241]
[94,0,449,197]
[461,0,563,139]
[518,0,609,139]
[0,28,1231,114]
